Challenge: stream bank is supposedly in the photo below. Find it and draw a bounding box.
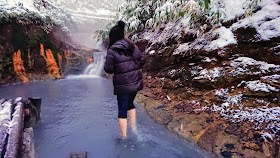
[135,88,279,158]
[131,2,280,156]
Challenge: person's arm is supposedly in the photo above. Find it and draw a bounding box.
[104,49,115,74]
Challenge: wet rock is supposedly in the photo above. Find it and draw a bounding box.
[22,128,35,158]
[197,122,223,151]
[213,131,242,157]
[242,148,266,158]
[225,124,243,136]
[234,27,259,42]
[225,144,235,150]
[220,150,232,158]
[262,142,271,157]
[0,98,41,158]
[167,113,212,143]
[5,99,24,158]
[33,53,48,73]
[242,141,259,150]
[24,98,42,128]
[70,151,87,158]
[145,99,173,126]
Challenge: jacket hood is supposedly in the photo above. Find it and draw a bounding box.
[110,39,135,54]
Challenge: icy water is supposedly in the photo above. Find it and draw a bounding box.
[0,78,212,158]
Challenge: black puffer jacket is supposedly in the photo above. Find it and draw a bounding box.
[104,39,145,95]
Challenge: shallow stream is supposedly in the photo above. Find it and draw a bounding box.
[0,78,212,158]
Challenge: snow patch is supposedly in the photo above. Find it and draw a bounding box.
[15,97,22,103]
[168,69,176,76]
[206,27,237,51]
[0,101,12,126]
[194,67,225,82]
[197,89,280,140]
[173,43,191,55]
[4,102,23,134]
[261,74,280,82]
[149,50,155,55]
[202,57,217,63]
[246,80,279,92]
[230,57,280,76]
[237,80,246,87]
[231,0,280,41]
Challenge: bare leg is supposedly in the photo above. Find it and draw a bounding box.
[119,118,127,139]
[128,109,137,132]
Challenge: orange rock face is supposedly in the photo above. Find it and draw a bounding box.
[13,50,29,83]
[40,44,61,79]
[40,43,44,57]
[87,57,93,63]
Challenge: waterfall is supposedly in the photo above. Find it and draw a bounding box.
[84,51,106,77]
[67,51,106,79]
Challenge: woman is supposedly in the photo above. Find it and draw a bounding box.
[104,21,145,139]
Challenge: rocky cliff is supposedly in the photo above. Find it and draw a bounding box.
[133,0,280,157]
[0,12,93,84]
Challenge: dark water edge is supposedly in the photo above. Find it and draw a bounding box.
[0,78,214,158]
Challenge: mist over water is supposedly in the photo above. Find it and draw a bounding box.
[47,0,125,48]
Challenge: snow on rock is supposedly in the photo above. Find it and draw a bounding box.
[173,42,191,55]
[143,18,196,51]
[149,50,155,55]
[15,97,22,103]
[202,57,217,63]
[0,99,5,104]
[168,69,177,77]
[261,132,274,141]
[246,80,279,93]
[144,22,180,46]
[261,74,280,82]
[230,57,280,76]
[0,0,47,16]
[214,88,243,108]
[206,26,237,51]
[190,66,203,76]
[197,88,280,140]
[215,88,229,97]
[0,100,12,126]
[193,67,225,82]
[229,107,280,134]
[231,0,280,40]
[6,102,23,134]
